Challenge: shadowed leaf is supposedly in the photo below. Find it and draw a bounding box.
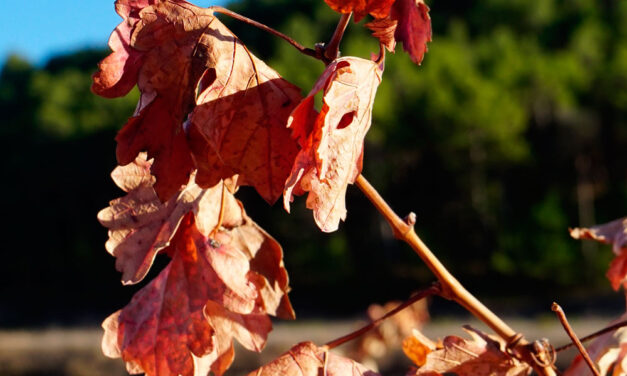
[93,0,301,202]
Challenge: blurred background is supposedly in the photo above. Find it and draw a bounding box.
[1,0,627,374]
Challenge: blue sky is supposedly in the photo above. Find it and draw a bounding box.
[0,0,228,66]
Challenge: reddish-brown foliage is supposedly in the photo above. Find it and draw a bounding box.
[389,0,431,65]
[99,153,293,375]
[283,57,383,232]
[366,0,431,65]
[103,215,274,376]
[93,0,300,202]
[92,0,438,374]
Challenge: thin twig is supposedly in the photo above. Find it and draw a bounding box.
[210,6,322,61]
[555,319,627,352]
[552,302,600,376]
[354,173,557,376]
[323,13,352,62]
[210,182,227,238]
[323,283,441,350]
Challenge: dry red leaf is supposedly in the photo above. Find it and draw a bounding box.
[103,213,288,376]
[283,57,383,232]
[365,18,398,52]
[570,217,627,290]
[409,326,531,376]
[92,0,151,98]
[324,0,395,22]
[99,153,293,375]
[99,155,294,319]
[94,0,213,200]
[246,341,381,376]
[564,313,627,376]
[98,154,239,285]
[188,21,302,204]
[326,0,431,65]
[93,0,300,203]
[391,0,432,65]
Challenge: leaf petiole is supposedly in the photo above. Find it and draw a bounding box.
[323,13,352,63]
[209,6,323,61]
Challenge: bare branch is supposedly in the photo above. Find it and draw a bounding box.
[555,319,627,352]
[323,283,442,350]
[354,173,557,376]
[552,302,600,376]
[323,13,352,63]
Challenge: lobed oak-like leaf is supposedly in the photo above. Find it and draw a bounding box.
[246,341,381,376]
[103,213,288,376]
[99,155,294,318]
[283,57,383,232]
[99,154,293,375]
[564,313,627,376]
[408,326,531,376]
[98,154,239,285]
[93,0,301,203]
[570,217,627,290]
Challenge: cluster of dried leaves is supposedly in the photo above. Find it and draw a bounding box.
[94,0,432,375]
[93,0,627,375]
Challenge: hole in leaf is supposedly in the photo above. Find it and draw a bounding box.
[336,60,351,70]
[337,111,355,130]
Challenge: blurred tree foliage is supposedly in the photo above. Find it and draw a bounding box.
[2,0,627,324]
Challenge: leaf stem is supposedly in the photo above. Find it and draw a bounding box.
[555,319,627,352]
[323,13,352,63]
[210,182,227,238]
[552,302,600,376]
[354,174,556,376]
[209,6,322,61]
[323,283,441,350]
